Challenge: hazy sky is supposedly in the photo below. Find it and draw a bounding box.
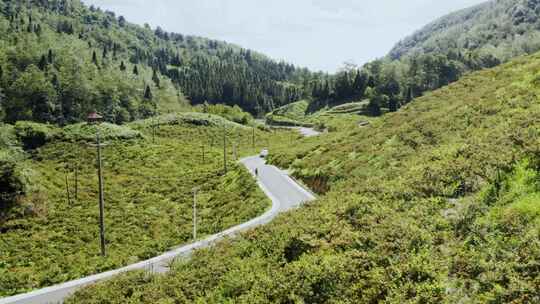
[83,0,487,72]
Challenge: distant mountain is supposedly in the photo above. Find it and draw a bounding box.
[0,0,309,125]
[389,0,540,61]
[307,0,540,115]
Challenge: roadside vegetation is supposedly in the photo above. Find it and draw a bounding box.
[0,112,299,297]
[266,99,371,132]
[69,51,540,303]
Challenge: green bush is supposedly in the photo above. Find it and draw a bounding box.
[13,121,58,150]
[61,123,142,141]
[0,151,29,220]
[130,112,248,130]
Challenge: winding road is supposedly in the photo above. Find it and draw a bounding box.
[0,146,317,303]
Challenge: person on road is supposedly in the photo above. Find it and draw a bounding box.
[255,168,259,177]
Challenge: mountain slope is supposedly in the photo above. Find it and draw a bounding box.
[67,49,540,303]
[0,112,303,296]
[390,0,540,60]
[306,0,540,116]
[0,0,308,125]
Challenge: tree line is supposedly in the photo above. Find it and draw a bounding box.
[0,0,310,125]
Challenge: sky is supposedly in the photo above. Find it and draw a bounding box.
[83,0,487,73]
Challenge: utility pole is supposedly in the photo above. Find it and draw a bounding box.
[152,117,157,144]
[65,171,71,205]
[223,125,227,173]
[74,145,79,201]
[96,126,106,257]
[74,164,79,201]
[192,187,200,241]
[252,126,255,151]
[201,144,205,163]
[88,112,106,257]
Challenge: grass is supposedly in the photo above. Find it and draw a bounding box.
[266,99,371,133]
[0,116,300,297]
[265,100,314,127]
[324,101,369,115]
[67,51,540,303]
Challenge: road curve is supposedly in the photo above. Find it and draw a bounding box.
[268,126,322,137]
[297,127,321,137]
[0,157,316,304]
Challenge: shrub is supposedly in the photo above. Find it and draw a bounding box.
[61,123,142,141]
[0,151,27,219]
[14,121,58,150]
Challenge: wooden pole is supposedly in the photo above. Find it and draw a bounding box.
[65,171,71,205]
[193,188,198,241]
[74,164,78,201]
[202,145,205,163]
[223,126,227,173]
[96,127,106,257]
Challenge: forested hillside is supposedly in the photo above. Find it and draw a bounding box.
[0,0,309,125]
[69,49,540,303]
[305,0,540,116]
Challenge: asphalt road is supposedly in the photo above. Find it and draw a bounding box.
[0,156,316,304]
[297,127,321,137]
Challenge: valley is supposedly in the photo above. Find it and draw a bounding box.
[2,0,540,303]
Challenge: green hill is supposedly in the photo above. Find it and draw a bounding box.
[389,0,540,61]
[0,113,300,296]
[68,50,540,303]
[0,0,309,125]
[266,100,372,132]
[307,0,540,116]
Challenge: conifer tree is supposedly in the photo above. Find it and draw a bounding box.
[38,55,47,71]
[91,50,98,66]
[144,85,152,100]
[133,65,139,75]
[51,74,60,89]
[152,69,160,88]
[47,49,53,64]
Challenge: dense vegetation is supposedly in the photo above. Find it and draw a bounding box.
[7,0,540,128]
[304,0,540,116]
[0,0,310,125]
[0,113,301,297]
[266,99,371,132]
[68,49,540,303]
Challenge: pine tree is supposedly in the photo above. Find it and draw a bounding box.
[91,50,98,66]
[352,70,368,98]
[367,98,381,116]
[171,53,182,66]
[152,69,160,88]
[47,49,53,64]
[51,73,60,89]
[118,16,126,27]
[405,87,414,103]
[35,23,42,36]
[388,97,398,112]
[144,85,152,100]
[38,55,47,71]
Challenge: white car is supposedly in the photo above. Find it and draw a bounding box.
[259,149,269,158]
